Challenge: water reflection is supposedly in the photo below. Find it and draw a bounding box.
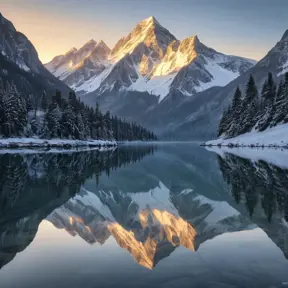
[0,146,155,271]
[1,144,288,287]
[217,152,288,259]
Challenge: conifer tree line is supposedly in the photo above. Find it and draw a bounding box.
[0,81,157,141]
[218,154,288,224]
[218,72,288,138]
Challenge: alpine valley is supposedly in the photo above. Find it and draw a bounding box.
[2,11,288,140]
[45,16,258,139]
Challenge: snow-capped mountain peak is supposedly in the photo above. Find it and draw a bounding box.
[46,16,256,102]
[281,29,288,41]
[109,16,176,62]
[45,39,111,81]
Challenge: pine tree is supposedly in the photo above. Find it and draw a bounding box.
[227,87,242,137]
[0,86,4,135]
[75,113,85,140]
[238,75,259,134]
[218,106,231,137]
[62,101,75,139]
[26,94,33,112]
[257,73,276,131]
[46,100,61,138]
[40,91,48,111]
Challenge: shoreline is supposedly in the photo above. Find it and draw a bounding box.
[200,143,288,149]
[0,138,117,150]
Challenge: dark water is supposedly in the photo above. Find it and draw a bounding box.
[0,144,288,288]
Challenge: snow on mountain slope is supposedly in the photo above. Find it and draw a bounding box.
[110,16,176,63]
[48,181,242,246]
[45,39,111,86]
[46,16,255,102]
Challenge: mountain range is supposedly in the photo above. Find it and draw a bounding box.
[46,16,255,102]
[1,12,288,140]
[45,16,288,140]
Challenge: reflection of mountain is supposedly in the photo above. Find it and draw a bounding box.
[48,174,251,269]
[2,144,288,273]
[0,146,154,271]
[217,152,288,259]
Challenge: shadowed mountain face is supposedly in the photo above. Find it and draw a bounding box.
[0,13,71,98]
[1,144,288,288]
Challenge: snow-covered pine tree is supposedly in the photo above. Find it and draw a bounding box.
[270,80,285,126]
[282,72,288,123]
[105,111,114,140]
[26,94,33,112]
[46,100,61,138]
[227,86,242,137]
[81,108,90,139]
[62,100,75,139]
[3,82,25,137]
[40,118,50,139]
[257,73,276,131]
[270,72,288,126]
[75,113,85,140]
[0,84,4,136]
[217,105,231,137]
[40,91,48,111]
[238,75,259,134]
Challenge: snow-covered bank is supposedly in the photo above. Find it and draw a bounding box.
[0,138,117,149]
[206,146,288,169]
[203,124,288,148]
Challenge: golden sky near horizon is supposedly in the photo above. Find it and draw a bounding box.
[2,0,287,64]
[1,4,117,63]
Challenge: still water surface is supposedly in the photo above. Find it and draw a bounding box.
[0,144,288,288]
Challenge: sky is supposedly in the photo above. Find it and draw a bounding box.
[1,0,288,63]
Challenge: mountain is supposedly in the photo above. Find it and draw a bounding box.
[46,16,255,103]
[45,39,111,88]
[48,185,250,270]
[0,13,71,96]
[161,29,288,140]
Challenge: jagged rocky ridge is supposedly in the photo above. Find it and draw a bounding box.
[46,16,255,102]
[164,28,288,140]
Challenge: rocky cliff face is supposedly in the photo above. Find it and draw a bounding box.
[0,13,71,97]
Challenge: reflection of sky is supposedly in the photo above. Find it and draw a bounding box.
[1,0,288,63]
[1,221,288,288]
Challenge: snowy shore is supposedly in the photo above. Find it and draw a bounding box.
[206,146,288,169]
[202,124,288,148]
[0,138,117,149]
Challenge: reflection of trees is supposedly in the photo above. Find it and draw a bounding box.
[0,146,156,215]
[0,146,155,271]
[217,154,288,222]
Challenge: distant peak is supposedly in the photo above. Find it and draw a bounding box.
[65,47,77,55]
[140,16,160,27]
[181,35,200,46]
[281,29,288,41]
[96,40,110,50]
[85,39,97,45]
